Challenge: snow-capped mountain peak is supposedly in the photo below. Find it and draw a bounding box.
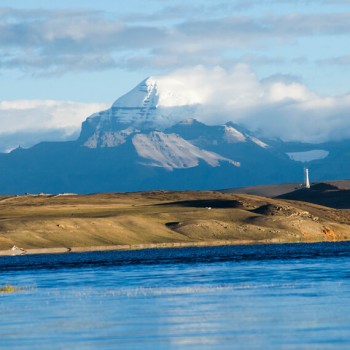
[77,77,270,175]
[112,77,159,109]
[78,77,200,143]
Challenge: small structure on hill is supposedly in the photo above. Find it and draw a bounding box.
[304,167,310,189]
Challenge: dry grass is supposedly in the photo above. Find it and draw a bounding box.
[0,190,349,254]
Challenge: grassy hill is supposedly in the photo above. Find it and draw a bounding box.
[1,189,350,255]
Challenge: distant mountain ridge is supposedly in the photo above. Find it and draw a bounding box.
[1,77,350,194]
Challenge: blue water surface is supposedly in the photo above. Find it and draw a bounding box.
[1,242,350,349]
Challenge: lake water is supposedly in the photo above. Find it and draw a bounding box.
[1,242,350,349]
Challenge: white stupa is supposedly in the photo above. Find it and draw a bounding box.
[304,167,310,188]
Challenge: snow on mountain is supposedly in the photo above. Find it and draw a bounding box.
[79,76,271,153]
[80,77,198,142]
[132,131,240,170]
[112,78,159,109]
[166,119,269,150]
[77,77,272,175]
[223,125,247,143]
[248,136,269,149]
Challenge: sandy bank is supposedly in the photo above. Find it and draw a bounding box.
[0,239,289,257]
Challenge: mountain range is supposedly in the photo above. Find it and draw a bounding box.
[1,77,349,194]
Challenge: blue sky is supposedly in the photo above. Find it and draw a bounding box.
[1,0,350,151]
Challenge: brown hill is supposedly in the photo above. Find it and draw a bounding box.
[1,190,350,255]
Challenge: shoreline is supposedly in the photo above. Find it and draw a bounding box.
[0,238,343,257]
[0,239,279,256]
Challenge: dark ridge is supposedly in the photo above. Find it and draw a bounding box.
[221,180,350,198]
[276,182,350,209]
[309,183,339,191]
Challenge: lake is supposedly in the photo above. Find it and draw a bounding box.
[1,242,350,349]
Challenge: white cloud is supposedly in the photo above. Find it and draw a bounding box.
[154,65,350,143]
[1,65,350,150]
[156,65,262,108]
[0,100,109,152]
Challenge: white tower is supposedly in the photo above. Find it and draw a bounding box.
[304,167,310,188]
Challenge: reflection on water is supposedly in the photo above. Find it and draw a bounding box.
[1,242,350,349]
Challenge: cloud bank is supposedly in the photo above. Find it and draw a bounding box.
[1,65,350,152]
[0,100,108,152]
[155,65,350,143]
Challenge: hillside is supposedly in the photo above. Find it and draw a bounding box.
[1,190,349,255]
